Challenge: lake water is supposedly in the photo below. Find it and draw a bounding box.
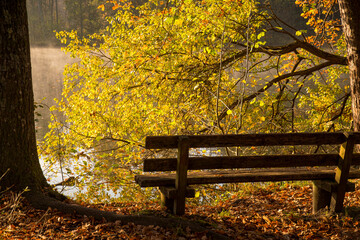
[31,47,75,140]
[31,47,79,196]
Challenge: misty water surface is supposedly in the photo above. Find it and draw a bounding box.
[31,47,74,140]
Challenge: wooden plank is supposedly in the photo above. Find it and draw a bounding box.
[143,154,343,172]
[313,180,355,193]
[145,132,349,149]
[143,154,360,172]
[135,167,360,187]
[135,174,175,187]
[174,136,190,215]
[159,186,195,199]
[330,133,356,213]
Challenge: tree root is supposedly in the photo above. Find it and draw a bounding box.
[25,191,230,240]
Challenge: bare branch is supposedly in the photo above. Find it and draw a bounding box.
[218,61,335,121]
[329,92,351,122]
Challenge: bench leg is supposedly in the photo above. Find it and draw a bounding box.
[313,181,331,213]
[312,180,356,213]
[174,136,189,215]
[159,186,195,215]
[330,132,355,213]
[160,191,174,213]
[174,195,186,215]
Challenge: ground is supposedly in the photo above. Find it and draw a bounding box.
[2,183,360,239]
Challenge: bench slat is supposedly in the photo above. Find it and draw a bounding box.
[143,154,360,172]
[145,132,359,149]
[159,186,195,199]
[135,167,360,187]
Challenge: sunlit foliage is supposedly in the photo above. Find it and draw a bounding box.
[40,0,351,202]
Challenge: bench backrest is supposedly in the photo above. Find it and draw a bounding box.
[143,132,360,172]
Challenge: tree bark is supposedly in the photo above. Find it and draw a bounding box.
[338,0,360,132]
[0,0,49,192]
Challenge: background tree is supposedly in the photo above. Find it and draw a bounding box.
[26,0,147,45]
[64,0,104,38]
[27,0,65,45]
[337,0,360,132]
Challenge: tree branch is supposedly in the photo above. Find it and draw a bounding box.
[217,61,335,121]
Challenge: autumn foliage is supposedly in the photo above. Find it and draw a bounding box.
[38,0,352,203]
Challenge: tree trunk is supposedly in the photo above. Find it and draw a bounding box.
[80,0,84,38]
[338,0,360,132]
[55,0,59,27]
[50,0,54,30]
[0,0,49,192]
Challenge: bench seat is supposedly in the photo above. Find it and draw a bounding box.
[135,167,360,187]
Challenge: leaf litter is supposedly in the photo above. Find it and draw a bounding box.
[2,182,360,239]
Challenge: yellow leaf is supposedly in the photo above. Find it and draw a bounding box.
[98,4,105,11]
[227,109,233,115]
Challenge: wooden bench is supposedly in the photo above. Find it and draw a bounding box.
[135,132,360,215]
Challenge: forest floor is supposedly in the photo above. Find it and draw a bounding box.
[2,182,360,239]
